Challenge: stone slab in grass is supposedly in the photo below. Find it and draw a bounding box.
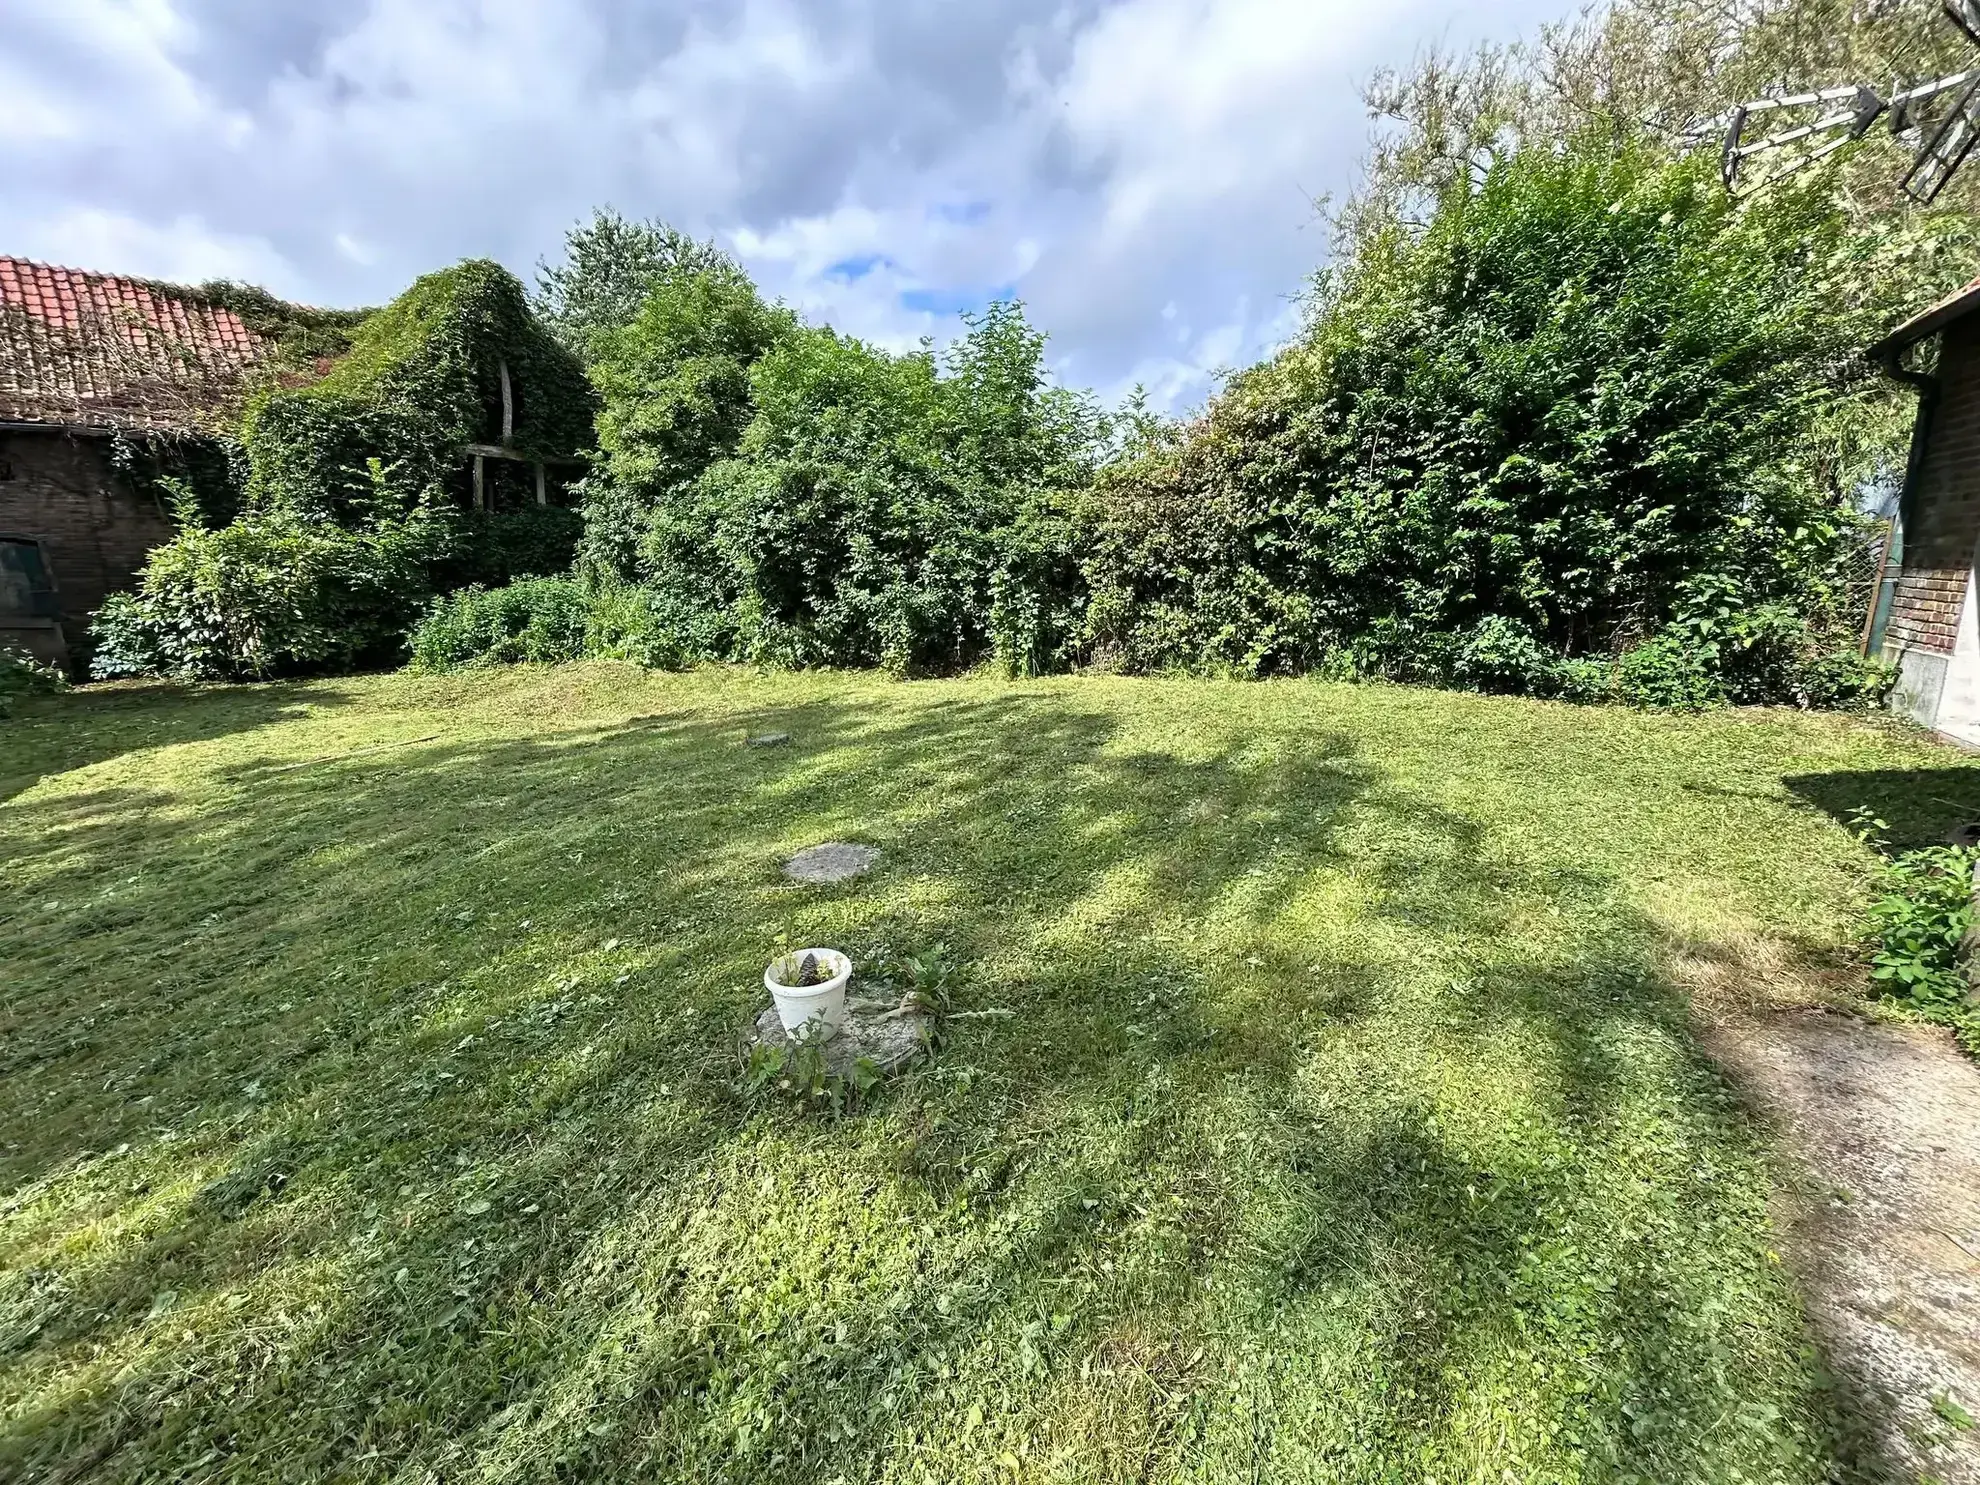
[783,842,880,883]
[751,997,932,1075]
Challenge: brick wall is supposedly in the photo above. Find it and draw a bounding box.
[0,429,175,660]
[1887,317,1980,654]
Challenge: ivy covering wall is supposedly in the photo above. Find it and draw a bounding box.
[242,260,590,519]
[93,261,596,680]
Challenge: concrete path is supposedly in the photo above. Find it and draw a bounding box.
[1707,1011,1980,1482]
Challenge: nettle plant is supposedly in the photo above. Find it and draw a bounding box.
[739,1042,885,1116]
[1855,810,1980,1050]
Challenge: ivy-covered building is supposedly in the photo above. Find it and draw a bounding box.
[0,257,268,669]
[1872,272,1980,742]
[0,255,595,676]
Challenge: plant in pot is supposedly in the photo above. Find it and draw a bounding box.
[765,947,852,1042]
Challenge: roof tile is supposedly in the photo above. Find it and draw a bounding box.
[0,254,278,432]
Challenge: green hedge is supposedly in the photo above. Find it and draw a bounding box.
[407,577,709,673]
[584,297,1103,675]
[1078,139,1885,698]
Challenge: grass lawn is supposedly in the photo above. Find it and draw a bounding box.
[4,665,1978,1484]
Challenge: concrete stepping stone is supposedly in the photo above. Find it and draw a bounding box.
[751,996,932,1075]
[783,842,879,883]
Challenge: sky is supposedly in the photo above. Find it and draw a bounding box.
[0,0,1564,411]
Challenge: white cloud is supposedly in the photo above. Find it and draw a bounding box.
[1049,0,1383,233]
[10,207,295,287]
[0,0,1564,409]
[0,0,245,142]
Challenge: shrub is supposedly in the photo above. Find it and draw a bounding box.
[1863,842,1980,1052]
[439,506,583,590]
[590,299,1105,674]
[0,647,67,716]
[1080,137,1882,704]
[1450,616,1557,696]
[579,582,709,670]
[989,492,1086,678]
[533,208,735,363]
[1792,647,1894,710]
[92,512,453,681]
[1614,632,1727,711]
[408,578,590,670]
[577,261,797,580]
[1606,580,1895,712]
[1551,656,1617,705]
[406,577,714,672]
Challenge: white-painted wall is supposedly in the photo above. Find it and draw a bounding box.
[1910,567,1980,744]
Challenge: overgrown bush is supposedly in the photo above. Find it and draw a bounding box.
[97,262,593,680]
[440,506,584,592]
[533,209,734,364]
[108,180,1905,709]
[576,259,796,578]
[1863,840,1980,1053]
[244,260,592,522]
[0,647,67,716]
[1079,139,1885,704]
[407,577,718,672]
[587,296,1104,674]
[92,511,457,681]
[408,577,590,670]
[578,582,713,670]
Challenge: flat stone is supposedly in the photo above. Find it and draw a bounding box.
[745,732,791,748]
[783,842,880,883]
[752,997,932,1075]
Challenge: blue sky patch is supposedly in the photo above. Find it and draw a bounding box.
[900,283,1017,316]
[824,253,895,282]
[928,199,993,226]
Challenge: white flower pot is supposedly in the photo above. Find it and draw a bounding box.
[765,948,851,1042]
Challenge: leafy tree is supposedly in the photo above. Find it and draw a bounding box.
[1082,139,1887,692]
[533,209,735,362]
[588,297,1105,674]
[576,262,798,576]
[1353,0,1979,497]
[1074,0,1971,703]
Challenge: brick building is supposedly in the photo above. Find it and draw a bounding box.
[0,257,273,671]
[1870,273,1980,741]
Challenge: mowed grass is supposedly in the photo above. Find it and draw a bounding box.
[4,666,1977,1485]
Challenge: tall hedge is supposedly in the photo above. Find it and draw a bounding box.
[593,299,1104,674]
[1082,141,1882,685]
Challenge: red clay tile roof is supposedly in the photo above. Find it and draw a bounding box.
[0,256,274,432]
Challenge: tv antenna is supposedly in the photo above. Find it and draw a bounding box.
[1715,0,1980,202]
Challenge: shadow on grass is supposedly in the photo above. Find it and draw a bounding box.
[1785,766,1980,852]
[0,687,1889,1483]
[0,680,356,802]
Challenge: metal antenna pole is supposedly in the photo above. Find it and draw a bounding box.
[1712,2,1980,200]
